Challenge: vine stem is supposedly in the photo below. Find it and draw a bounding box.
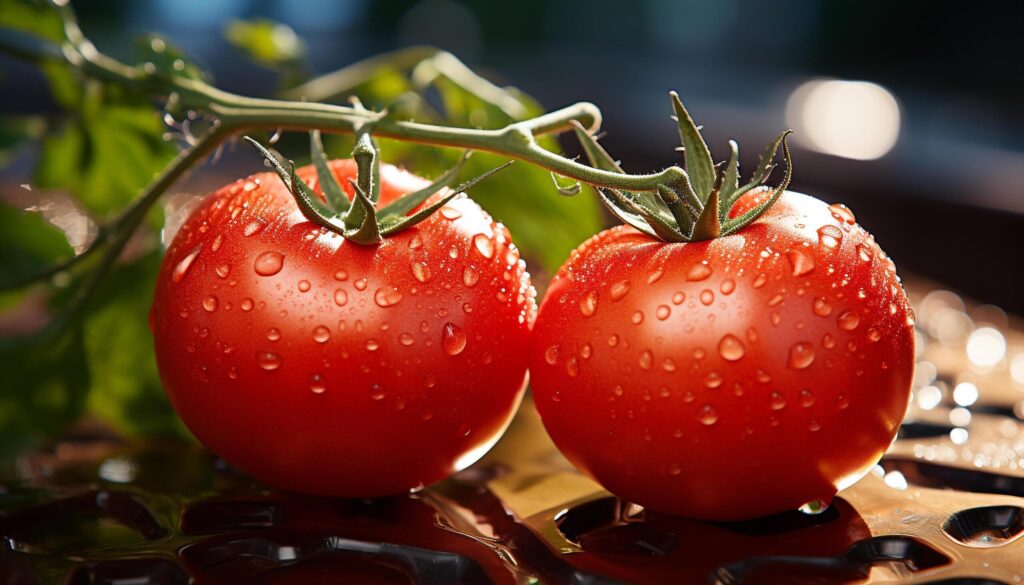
[0,20,685,192]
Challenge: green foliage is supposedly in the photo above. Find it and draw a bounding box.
[0,201,73,287]
[225,18,305,65]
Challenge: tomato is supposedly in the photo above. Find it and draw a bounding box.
[151,159,534,497]
[529,188,914,521]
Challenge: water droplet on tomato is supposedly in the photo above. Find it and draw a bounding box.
[253,251,284,276]
[334,269,348,281]
[215,264,230,279]
[787,249,815,276]
[365,339,380,351]
[374,287,403,308]
[668,463,682,475]
[333,289,349,307]
[687,261,712,281]
[354,279,367,291]
[698,404,719,425]
[185,342,196,353]
[817,225,843,248]
[579,292,598,317]
[243,220,264,236]
[458,422,472,437]
[440,206,462,220]
[370,384,386,400]
[647,268,664,284]
[662,357,677,372]
[609,280,631,301]
[202,295,218,312]
[770,391,787,410]
[580,343,593,359]
[565,357,579,377]
[408,234,423,249]
[656,305,671,320]
[720,278,736,295]
[462,266,479,287]
[828,203,856,224]
[856,243,873,263]
[228,366,238,379]
[822,333,836,348]
[211,235,223,252]
[718,334,746,361]
[256,351,282,371]
[309,374,326,394]
[544,345,560,365]
[638,350,653,370]
[172,244,202,283]
[788,342,815,369]
[703,371,723,388]
[312,325,330,343]
[632,311,644,325]
[240,298,254,311]
[700,289,715,305]
[298,279,311,292]
[672,291,686,305]
[808,419,822,432]
[752,273,767,288]
[411,262,432,283]
[442,322,467,355]
[266,328,281,341]
[837,310,860,331]
[473,234,494,259]
[812,296,833,316]
[866,327,881,343]
[800,389,815,407]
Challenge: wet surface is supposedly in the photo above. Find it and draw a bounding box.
[2,281,1024,584]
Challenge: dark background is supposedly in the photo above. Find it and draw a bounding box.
[5,0,1024,311]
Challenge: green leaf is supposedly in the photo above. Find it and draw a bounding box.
[670,91,715,202]
[134,34,209,82]
[0,326,90,458]
[79,251,191,439]
[0,201,74,288]
[0,0,64,43]
[224,18,305,67]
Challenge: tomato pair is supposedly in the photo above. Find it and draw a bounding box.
[153,153,913,521]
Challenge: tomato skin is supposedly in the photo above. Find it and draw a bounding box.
[152,160,534,497]
[529,190,914,521]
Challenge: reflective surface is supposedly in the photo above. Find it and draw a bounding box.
[2,280,1023,584]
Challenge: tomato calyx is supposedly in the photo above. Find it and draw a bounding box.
[244,130,511,245]
[572,92,794,243]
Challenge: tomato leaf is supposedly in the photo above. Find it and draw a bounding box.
[0,201,74,288]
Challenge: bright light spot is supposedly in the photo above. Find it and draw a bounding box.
[786,79,900,160]
[913,361,937,389]
[883,470,908,490]
[931,308,973,345]
[97,458,137,484]
[950,427,969,445]
[949,407,972,427]
[917,385,943,410]
[967,327,1006,367]
[1012,354,1024,385]
[953,382,979,407]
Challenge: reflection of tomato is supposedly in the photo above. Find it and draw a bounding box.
[530,189,914,520]
[151,159,534,497]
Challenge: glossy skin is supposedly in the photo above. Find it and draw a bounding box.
[152,160,534,497]
[530,189,914,521]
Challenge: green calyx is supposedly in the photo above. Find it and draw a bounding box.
[244,131,511,245]
[573,91,794,243]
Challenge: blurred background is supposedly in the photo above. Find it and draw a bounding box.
[4,0,1022,311]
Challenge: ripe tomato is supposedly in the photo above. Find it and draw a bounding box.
[151,159,534,497]
[529,188,914,520]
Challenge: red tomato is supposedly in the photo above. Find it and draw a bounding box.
[151,159,534,497]
[529,189,914,521]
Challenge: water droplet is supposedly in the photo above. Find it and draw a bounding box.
[701,371,722,389]
[687,261,712,281]
[608,334,619,347]
[423,374,436,389]
[632,311,644,325]
[312,325,331,343]
[334,269,348,281]
[720,278,736,295]
[837,310,860,331]
[817,225,843,249]
[408,234,423,249]
[353,279,367,291]
[771,312,782,326]
[669,463,682,475]
[333,289,349,307]
[228,366,238,379]
[266,328,281,341]
[411,262,432,283]
[662,358,677,372]
[787,249,815,276]
[393,332,414,347]
[256,351,282,371]
[698,405,719,425]
[828,203,856,224]
[609,280,631,301]
[647,269,664,284]
[442,323,467,355]
[812,296,832,317]
[822,333,836,348]
[800,389,815,407]
[461,266,480,288]
[799,499,830,515]
[215,264,230,279]
[856,243,873,263]
[172,244,202,283]
[440,206,463,220]
[866,327,881,343]
[788,342,815,369]
[770,391,787,410]
[449,246,459,259]
[718,334,746,361]
[837,394,850,409]
[579,292,598,317]
[370,384,386,400]
[473,234,495,259]
[244,220,265,236]
[638,350,653,370]
[240,298,254,311]
[752,273,767,288]
[211,235,223,252]
[374,287,403,308]
[565,357,579,377]
[672,291,686,305]
[683,390,695,403]
[580,343,593,359]
[656,305,671,320]
[298,279,311,292]
[756,369,772,383]
[310,374,326,394]
[202,295,218,312]
[458,422,472,437]
[185,342,196,353]
[808,419,821,432]
[253,251,284,276]
[545,345,560,365]
[700,289,714,305]
[243,180,258,192]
